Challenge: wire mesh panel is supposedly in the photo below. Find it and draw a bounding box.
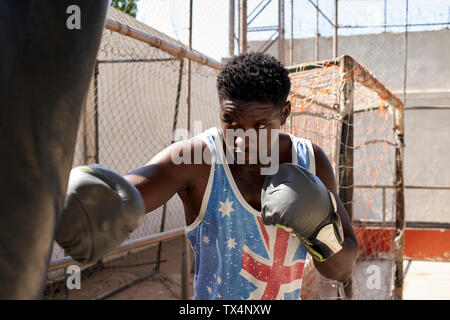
[284,56,403,300]
[286,64,341,168]
[95,26,186,242]
[284,62,344,300]
[351,85,397,300]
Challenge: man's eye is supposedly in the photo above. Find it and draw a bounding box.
[256,123,267,129]
[223,118,237,127]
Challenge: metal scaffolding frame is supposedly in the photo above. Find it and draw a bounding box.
[230,0,340,64]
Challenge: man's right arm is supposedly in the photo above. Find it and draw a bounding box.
[55,137,208,264]
[124,137,209,213]
[56,164,147,264]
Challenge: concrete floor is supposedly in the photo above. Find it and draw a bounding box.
[351,259,450,300]
[47,238,449,300]
[109,258,450,300]
[403,260,450,300]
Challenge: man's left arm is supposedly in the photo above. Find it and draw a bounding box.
[311,143,359,282]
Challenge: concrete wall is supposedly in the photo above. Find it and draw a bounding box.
[249,28,450,105]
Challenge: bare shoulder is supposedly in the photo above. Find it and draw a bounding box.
[148,136,211,166]
[279,132,294,163]
[311,142,328,164]
[311,142,338,194]
[311,144,358,244]
[125,136,212,213]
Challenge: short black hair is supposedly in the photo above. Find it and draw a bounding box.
[217,52,291,107]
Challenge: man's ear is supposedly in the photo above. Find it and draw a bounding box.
[280,101,291,126]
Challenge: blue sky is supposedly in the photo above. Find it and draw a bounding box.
[136,0,450,61]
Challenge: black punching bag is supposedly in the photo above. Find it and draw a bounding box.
[0,0,109,299]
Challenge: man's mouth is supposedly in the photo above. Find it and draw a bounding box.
[234,148,249,154]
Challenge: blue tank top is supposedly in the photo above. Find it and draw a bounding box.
[185,127,316,300]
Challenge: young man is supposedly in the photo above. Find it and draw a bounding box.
[56,52,358,300]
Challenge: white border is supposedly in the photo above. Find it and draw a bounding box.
[184,132,216,232]
[304,138,316,175]
[287,133,315,175]
[216,128,262,217]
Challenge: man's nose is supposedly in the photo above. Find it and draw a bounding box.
[234,130,259,151]
[235,135,247,151]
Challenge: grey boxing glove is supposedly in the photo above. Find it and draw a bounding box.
[261,163,344,262]
[55,164,146,265]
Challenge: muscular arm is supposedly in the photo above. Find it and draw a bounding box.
[124,137,209,213]
[311,143,359,282]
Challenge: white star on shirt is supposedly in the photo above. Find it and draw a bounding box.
[227,237,236,249]
[207,286,212,294]
[202,235,210,244]
[219,198,234,218]
[217,276,222,285]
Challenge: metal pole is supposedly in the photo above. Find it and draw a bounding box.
[394,0,408,301]
[106,19,222,70]
[239,0,248,53]
[93,61,99,164]
[339,21,450,29]
[384,0,387,32]
[82,101,88,164]
[307,0,334,26]
[315,0,319,60]
[181,235,192,299]
[229,0,235,56]
[289,0,293,65]
[48,227,186,272]
[155,59,185,273]
[403,0,408,107]
[188,0,193,134]
[181,0,194,300]
[393,102,406,301]
[278,0,285,63]
[338,55,355,300]
[333,0,338,58]
[84,62,97,164]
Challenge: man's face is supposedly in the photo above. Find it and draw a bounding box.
[219,99,291,166]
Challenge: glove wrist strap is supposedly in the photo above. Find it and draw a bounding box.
[302,192,345,262]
